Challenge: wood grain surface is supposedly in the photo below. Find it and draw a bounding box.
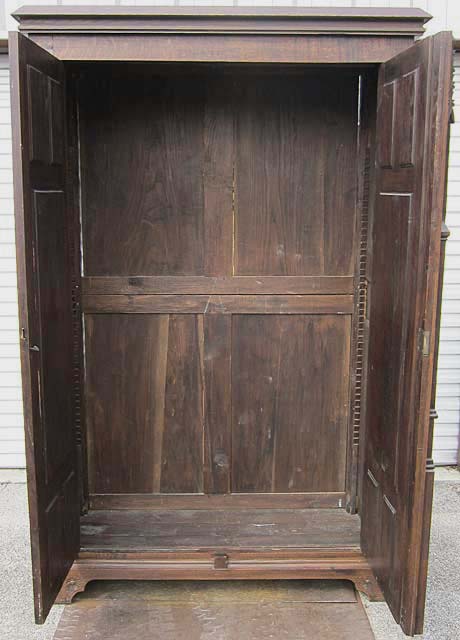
[234,73,358,276]
[232,316,351,493]
[80,508,361,551]
[79,67,358,281]
[53,579,374,640]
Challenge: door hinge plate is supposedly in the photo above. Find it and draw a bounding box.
[421,330,430,356]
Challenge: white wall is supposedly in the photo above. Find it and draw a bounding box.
[437,55,460,465]
[0,54,22,468]
[0,0,459,467]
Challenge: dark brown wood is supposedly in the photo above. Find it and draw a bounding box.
[67,72,88,513]
[361,31,452,636]
[203,315,232,495]
[79,508,361,552]
[10,8,449,636]
[29,33,417,65]
[82,294,354,315]
[9,32,79,624]
[346,70,377,514]
[234,73,358,277]
[82,275,354,296]
[53,580,375,640]
[232,315,351,493]
[85,310,352,500]
[12,6,430,37]
[408,36,453,636]
[85,314,205,494]
[56,550,382,605]
[160,315,204,493]
[85,314,165,494]
[79,67,360,281]
[79,71,214,277]
[89,492,346,511]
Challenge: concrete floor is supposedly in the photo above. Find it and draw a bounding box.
[0,468,459,640]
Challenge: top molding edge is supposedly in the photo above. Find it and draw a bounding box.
[12,5,431,37]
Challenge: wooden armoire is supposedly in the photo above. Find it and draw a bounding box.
[9,6,452,636]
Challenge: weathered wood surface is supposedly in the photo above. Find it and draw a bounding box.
[232,315,351,493]
[85,314,204,494]
[80,509,361,551]
[361,32,452,636]
[53,580,374,640]
[13,5,430,37]
[9,32,80,624]
[82,275,354,295]
[82,294,354,314]
[234,73,358,276]
[85,313,351,496]
[89,492,346,511]
[30,33,416,64]
[80,68,359,281]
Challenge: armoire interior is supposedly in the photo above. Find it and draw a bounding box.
[67,63,375,553]
[12,7,451,632]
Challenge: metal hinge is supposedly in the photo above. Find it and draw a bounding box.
[421,330,430,357]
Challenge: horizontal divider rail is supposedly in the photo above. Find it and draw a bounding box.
[82,275,354,296]
[82,294,354,314]
[89,492,347,510]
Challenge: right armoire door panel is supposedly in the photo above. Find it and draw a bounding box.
[362,31,452,636]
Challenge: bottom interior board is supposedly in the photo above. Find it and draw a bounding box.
[80,509,361,552]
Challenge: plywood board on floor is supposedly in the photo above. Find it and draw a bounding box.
[53,580,375,640]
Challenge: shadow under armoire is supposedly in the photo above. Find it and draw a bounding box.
[9,5,453,636]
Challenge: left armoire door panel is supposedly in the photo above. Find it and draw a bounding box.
[10,32,79,624]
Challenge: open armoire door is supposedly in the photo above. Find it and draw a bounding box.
[361,31,452,636]
[8,5,453,635]
[10,32,79,623]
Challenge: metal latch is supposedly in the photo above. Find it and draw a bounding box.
[214,553,229,570]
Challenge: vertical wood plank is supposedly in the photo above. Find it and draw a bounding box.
[85,314,163,494]
[160,315,204,493]
[203,79,234,277]
[273,316,351,492]
[203,315,232,494]
[232,315,351,493]
[80,71,206,276]
[234,72,357,277]
[232,315,281,492]
[151,315,169,493]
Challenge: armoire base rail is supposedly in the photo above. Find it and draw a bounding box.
[56,551,384,605]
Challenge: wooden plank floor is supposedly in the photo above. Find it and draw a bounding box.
[80,508,361,551]
[53,580,375,640]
